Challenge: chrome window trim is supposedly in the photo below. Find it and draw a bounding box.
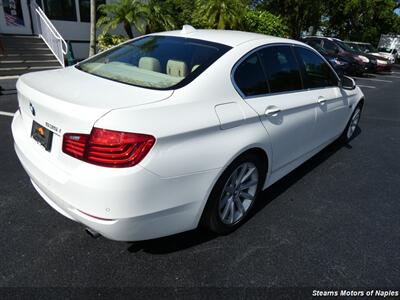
[231,42,341,100]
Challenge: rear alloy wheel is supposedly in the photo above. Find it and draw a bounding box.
[201,153,265,235]
[218,162,258,225]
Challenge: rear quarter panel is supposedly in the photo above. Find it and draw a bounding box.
[94,40,274,179]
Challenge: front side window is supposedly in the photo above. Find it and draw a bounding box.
[233,52,268,97]
[77,36,231,89]
[295,47,338,89]
[258,46,302,93]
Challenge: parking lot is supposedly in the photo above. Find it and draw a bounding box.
[0,69,399,295]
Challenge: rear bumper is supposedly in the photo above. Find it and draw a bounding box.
[12,111,220,241]
[376,64,392,72]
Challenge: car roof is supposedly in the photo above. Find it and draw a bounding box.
[348,41,370,45]
[152,28,299,47]
[304,36,341,42]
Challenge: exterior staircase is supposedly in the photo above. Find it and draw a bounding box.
[0,35,62,77]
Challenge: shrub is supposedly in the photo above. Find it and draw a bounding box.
[243,10,288,37]
[97,33,129,52]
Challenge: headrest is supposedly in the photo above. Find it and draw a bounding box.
[138,57,161,72]
[166,60,188,77]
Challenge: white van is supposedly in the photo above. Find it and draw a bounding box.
[378,34,400,61]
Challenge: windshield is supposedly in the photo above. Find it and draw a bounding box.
[364,44,377,53]
[378,47,394,53]
[336,40,357,53]
[77,36,231,90]
[345,42,362,52]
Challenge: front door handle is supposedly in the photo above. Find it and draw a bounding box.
[265,107,281,117]
[317,96,326,105]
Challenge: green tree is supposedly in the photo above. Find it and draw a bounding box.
[89,0,96,56]
[97,0,147,39]
[144,0,176,33]
[164,0,194,28]
[193,0,248,29]
[258,0,325,38]
[97,33,128,51]
[243,9,288,37]
[323,0,400,45]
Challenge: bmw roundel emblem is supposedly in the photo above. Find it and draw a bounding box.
[29,102,35,116]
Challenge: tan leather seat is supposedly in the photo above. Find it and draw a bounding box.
[138,57,161,72]
[166,60,188,77]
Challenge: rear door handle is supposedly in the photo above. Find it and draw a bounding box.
[317,96,326,105]
[265,107,281,117]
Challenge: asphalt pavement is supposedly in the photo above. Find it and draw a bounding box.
[0,70,399,298]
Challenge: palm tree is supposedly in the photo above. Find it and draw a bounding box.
[193,0,246,30]
[97,0,147,39]
[144,0,176,34]
[89,0,96,56]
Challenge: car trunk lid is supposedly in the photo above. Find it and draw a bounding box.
[16,67,173,169]
[17,66,173,134]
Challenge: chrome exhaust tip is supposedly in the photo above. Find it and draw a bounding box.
[85,228,101,239]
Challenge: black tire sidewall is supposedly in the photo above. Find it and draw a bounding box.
[200,152,266,235]
[341,104,362,143]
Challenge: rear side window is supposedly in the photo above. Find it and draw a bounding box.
[234,52,268,97]
[295,47,339,89]
[258,46,302,93]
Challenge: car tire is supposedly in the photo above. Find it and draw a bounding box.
[340,103,362,143]
[200,152,266,235]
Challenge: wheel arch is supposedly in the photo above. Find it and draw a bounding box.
[195,145,270,228]
[357,97,365,109]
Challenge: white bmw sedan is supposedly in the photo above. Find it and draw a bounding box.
[12,27,364,241]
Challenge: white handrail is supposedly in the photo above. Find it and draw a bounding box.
[31,1,68,67]
[35,6,68,54]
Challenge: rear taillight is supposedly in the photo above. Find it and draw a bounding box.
[62,128,155,168]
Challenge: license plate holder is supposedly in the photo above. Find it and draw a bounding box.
[31,121,53,151]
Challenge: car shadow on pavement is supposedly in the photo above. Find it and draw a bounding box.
[354,73,376,79]
[127,129,361,255]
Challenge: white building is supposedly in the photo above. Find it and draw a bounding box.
[0,0,126,60]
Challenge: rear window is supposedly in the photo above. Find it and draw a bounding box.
[76,36,231,90]
[234,52,268,97]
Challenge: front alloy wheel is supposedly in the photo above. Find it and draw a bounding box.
[341,104,362,143]
[346,107,361,140]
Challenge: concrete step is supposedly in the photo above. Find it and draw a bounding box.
[3,37,44,45]
[0,53,56,61]
[0,66,61,76]
[0,60,61,68]
[4,48,53,55]
[2,34,40,38]
[4,41,48,49]
[0,35,61,76]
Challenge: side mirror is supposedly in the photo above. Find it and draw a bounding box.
[340,75,356,90]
